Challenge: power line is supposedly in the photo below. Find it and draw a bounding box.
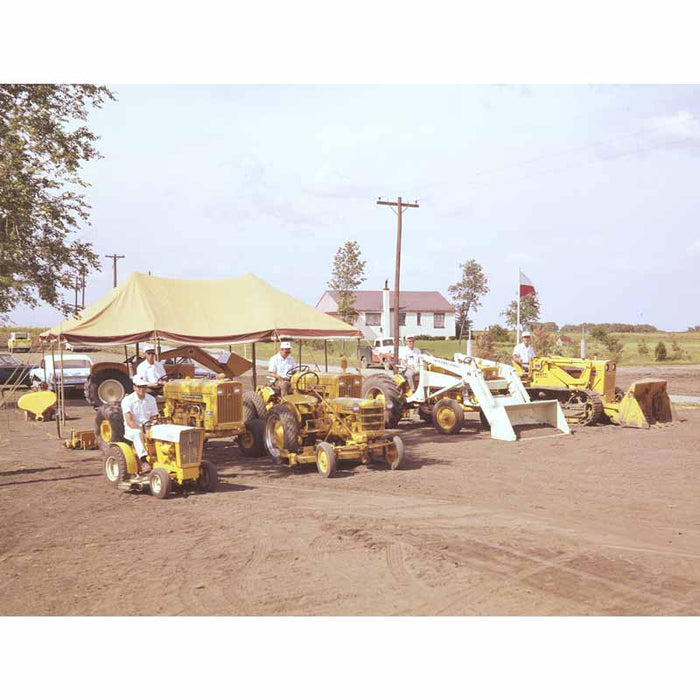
[105,253,125,288]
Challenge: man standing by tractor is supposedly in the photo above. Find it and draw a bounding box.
[268,341,296,396]
[399,335,422,391]
[121,376,159,473]
[512,330,536,374]
[136,345,167,385]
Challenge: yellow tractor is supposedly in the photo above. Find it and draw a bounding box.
[94,376,265,457]
[517,356,675,428]
[103,418,216,499]
[262,365,404,477]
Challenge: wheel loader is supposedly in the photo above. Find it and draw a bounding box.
[262,364,405,477]
[94,376,265,457]
[102,416,216,499]
[516,356,676,429]
[362,353,569,442]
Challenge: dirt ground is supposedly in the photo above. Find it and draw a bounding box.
[1,365,699,616]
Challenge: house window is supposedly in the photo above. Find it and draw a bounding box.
[416,312,422,326]
[399,312,406,326]
[434,312,445,329]
[365,312,381,326]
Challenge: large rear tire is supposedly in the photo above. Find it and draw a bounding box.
[264,404,300,464]
[243,391,266,421]
[362,374,405,428]
[85,369,132,408]
[432,398,464,435]
[239,418,265,457]
[94,402,125,451]
[104,445,129,488]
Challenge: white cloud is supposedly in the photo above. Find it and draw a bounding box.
[688,240,700,254]
[645,110,700,141]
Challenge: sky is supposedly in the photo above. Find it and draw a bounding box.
[10,84,700,332]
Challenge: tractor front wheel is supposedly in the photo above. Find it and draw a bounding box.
[196,460,218,492]
[95,402,125,450]
[432,398,464,435]
[264,404,300,464]
[149,468,172,499]
[315,442,337,478]
[239,418,265,457]
[385,435,405,470]
[104,445,129,488]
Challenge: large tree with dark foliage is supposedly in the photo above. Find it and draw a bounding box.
[0,84,115,319]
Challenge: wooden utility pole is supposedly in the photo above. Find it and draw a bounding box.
[81,272,86,308]
[105,253,125,288]
[376,196,419,367]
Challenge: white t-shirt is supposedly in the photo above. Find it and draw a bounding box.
[136,359,167,383]
[399,345,422,367]
[269,352,296,377]
[121,391,159,425]
[513,342,536,366]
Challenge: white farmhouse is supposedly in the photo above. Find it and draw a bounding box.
[316,281,455,340]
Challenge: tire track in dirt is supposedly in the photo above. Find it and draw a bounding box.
[235,532,272,607]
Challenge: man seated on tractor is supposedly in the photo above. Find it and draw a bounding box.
[512,330,536,374]
[399,335,422,391]
[121,375,159,473]
[268,341,295,396]
[136,345,167,386]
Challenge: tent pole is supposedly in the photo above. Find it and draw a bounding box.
[252,343,257,389]
[324,340,328,371]
[299,339,302,365]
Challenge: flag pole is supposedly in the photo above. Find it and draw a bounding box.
[516,267,521,345]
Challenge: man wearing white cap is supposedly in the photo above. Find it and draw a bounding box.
[268,341,295,396]
[121,376,159,472]
[512,331,536,373]
[136,345,167,385]
[398,335,422,391]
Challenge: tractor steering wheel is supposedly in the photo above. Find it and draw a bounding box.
[285,364,310,378]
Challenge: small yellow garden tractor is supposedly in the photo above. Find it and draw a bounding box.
[103,418,216,499]
[94,377,265,457]
[363,354,569,441]
[516,356,676,429]
[262,365,404,477]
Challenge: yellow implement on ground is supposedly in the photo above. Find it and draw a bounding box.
[518,357,676,429]
[17,390,57,421]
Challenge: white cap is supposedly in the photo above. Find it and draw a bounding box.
[280,342,292,349]
[144,344,155,353]
[522,331,532,337]
[133,375,149,386]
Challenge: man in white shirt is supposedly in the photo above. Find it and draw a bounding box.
[121,376,160,472]
[268,341,296,395]
[512,330,536,373]
[136,345,167,385]
[398,335,422,391]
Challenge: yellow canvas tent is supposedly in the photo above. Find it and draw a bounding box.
[41,272,361,346]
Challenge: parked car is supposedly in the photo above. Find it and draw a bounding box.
[7,332,31,353]
[358,337,404,369]
[0,353,33,387]
[30,353,93,391]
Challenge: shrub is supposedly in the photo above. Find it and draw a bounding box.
[654,341,667,361]
[474,331,495,360]
[487,324,511,342]
[637,338,649,356]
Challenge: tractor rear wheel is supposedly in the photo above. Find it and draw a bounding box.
[85,369,132,408]
[94,402,125,450]
[432,398,464,435]
[264,404,300,464]
[104,445,129,488]
[239,418,265,457]
[149,468,172,499]
[315,442,337,478]
[362,374,405,428]
[196,460,218,492]
[385,435,405,470]
[243,391,266,421]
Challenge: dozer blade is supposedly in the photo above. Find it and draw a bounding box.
[608,380,676,429]
[486,400,570,441]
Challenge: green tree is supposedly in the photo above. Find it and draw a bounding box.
[447,259,489,340]
[501,293,541,330]
[328,240,367,325]
[0,84,115,319]
[654,341,667,361]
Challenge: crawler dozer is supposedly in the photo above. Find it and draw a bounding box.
[363,353,569,441]
[517,356,675,429]
[263,365,404,477]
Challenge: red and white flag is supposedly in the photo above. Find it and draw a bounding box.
[519,270,536,298]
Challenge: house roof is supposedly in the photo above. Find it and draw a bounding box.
[323,290,453,312]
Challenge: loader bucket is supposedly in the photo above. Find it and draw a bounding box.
[486,400,570,441]
[612,380,676,429]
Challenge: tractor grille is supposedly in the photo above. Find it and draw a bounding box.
[338,375,362,398]
[179,430,201,465]
[359,406,385,433]
[217,383,242,423]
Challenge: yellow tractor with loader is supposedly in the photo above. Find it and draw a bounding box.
[103,417,216,499]
[516,356,675,428]
[262,364,405,477]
